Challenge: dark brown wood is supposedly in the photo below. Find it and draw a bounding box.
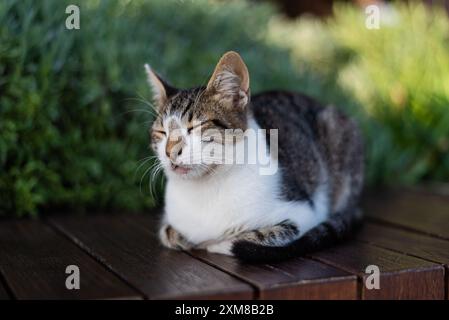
[363,189,449,240]
[1,186,447,300]
[357,222,449,266]
[0,220,140,299]
[191,251,357,299]
[356,222,449,299]
[0,280,10,300]
[309,242,445,299]
[49,214,253,300]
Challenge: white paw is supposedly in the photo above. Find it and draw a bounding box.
[159,224,173,249]
[159,224,192,250]
[206,241,233,255]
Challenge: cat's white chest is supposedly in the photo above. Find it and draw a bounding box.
[164,164,281,244]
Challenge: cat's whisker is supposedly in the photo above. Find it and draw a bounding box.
[122,93,163,119]
[149,161,165,193]
[119,107,158,119]
[134,156,158,180]
[139,160,161,195]
[136,92,162,117]
[150,164,165,200]
[137,155,158,163]
[134,159,152,180]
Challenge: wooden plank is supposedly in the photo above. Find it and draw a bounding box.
[191,251,357,300]
[49,214,253,300]
[0,220,140,299]
[357,222,449,266]
[356,222,449,299]
[0,280,11,300]
[363,189,449,240]
[309,242,445,299]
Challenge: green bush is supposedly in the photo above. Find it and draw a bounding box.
[267,2,449,185]
[1,0,448,217]
[0,0,302,216]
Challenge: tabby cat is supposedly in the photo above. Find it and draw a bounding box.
[145,51,364,263]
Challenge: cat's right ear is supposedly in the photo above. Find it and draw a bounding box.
[144,64,177,108]
[206,51,250,110]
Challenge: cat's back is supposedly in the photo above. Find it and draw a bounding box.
[250,90,324,138]
[250,90,364,213]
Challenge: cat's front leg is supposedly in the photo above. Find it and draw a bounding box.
[206,220,300,255]
[159,224,193,250]
[206,240,234,255]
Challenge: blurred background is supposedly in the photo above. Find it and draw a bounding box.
[1,0,448,217]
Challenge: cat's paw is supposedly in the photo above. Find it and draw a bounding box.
[159,224,192,250]
[206,241,233,255]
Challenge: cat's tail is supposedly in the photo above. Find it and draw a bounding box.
[231,208,363,263]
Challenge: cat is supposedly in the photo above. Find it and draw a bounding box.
[144,51,364,263]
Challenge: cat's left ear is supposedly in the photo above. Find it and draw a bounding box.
[206,51,250,109]
[144,64,177,108]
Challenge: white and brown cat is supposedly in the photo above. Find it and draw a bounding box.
[145,51,364,262]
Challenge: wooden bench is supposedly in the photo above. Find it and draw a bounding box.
[0,188,448,300]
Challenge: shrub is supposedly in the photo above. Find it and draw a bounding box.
[1,0,448,217]
[267,2,449,185]
[0,0,302,216]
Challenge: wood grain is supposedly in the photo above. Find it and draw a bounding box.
[2,186,447,300]
[356,222,449,299]
[191,251,357,299]
[0,220,140,299]
[49,214,253,300]
[363,189,449,240]
[309,242,445,299]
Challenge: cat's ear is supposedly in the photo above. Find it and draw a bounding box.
[206,51,250,109]
[144,64,177,108]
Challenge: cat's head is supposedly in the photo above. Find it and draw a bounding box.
[145,51,250,179]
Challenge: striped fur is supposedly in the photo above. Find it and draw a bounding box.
[145,51,364,263]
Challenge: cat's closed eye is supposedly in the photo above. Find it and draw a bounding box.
[152,129,166,137]
[187,121,207,134]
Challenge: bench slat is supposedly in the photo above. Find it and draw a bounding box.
[363,189,449,240]
[49,214,253,300]
[0,220,140,299]
[309,241,445,299]
[356,222,449,299]
[191,251,357,300]
[0,280,10,300]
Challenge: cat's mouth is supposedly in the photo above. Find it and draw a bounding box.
[170,164,191,175]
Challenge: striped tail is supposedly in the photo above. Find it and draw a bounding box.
[231,208,363,263]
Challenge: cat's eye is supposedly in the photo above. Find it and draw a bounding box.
[201,136,215,143]
[187,120,209,134]
[153,130,166,136]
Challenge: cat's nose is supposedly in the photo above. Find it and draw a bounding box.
[165,135,184,161]
[165,146,183,159]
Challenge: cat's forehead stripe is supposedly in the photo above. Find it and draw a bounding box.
[164,88,204,119]
[165,116,181,131]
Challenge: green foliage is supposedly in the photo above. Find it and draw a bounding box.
[267,2,449,185]
[0,0,301,216]
[1,0,448,217]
